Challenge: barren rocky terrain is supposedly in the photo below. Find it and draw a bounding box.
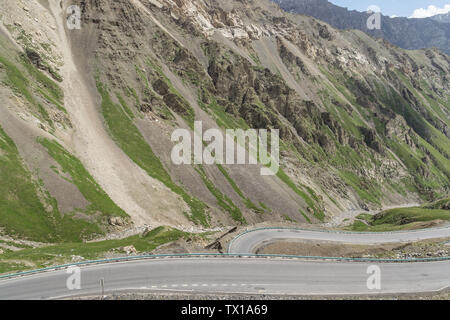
[257,238,450,260]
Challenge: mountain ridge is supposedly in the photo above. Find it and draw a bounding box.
[273,0,450,55]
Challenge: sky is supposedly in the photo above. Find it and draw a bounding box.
[329,0,450,18]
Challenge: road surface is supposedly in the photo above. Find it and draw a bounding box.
[228,226,450,254]
[0,258,449,299]
[0,226,449,299]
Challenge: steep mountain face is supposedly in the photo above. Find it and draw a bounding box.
[273,0,450,55]
[0,0,448,243]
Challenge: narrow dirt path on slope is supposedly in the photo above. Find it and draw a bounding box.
[46,1,191,228]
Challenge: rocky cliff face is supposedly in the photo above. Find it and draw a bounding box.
[0,0,448,242]
[273,0,450,55]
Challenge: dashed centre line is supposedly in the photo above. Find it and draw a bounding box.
[145,283,257,289]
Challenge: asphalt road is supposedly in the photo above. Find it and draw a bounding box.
[0,258,449,299]
[0,226,449,299]
[228,226,450,254]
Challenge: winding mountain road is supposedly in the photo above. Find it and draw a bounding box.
[227,226,450,254]
[0,226,449,299]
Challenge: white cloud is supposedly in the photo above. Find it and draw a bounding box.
[410,4,450,18]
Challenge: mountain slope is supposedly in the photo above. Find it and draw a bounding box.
[273,0,450,55]
[432,13,450,24]
[0,0,448,243]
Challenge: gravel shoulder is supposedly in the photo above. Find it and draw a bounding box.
[72,290,450,300]
[256,238,450,260]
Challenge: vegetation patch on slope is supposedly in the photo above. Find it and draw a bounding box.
[338,170,382,206]
[0,125,57,241]
[195,165,246,224]
[0,227,190,275]
[217,164,265,214]
[198,97,249,131]
[39,138,128,218]
[97,81,209,226]
[349,207,450,232]
[424,197,450,210]
[0,126,103,242]
[144,58,196,128]
[276,169,324,221]
[0,54,66,124]
[20,54,65,110]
